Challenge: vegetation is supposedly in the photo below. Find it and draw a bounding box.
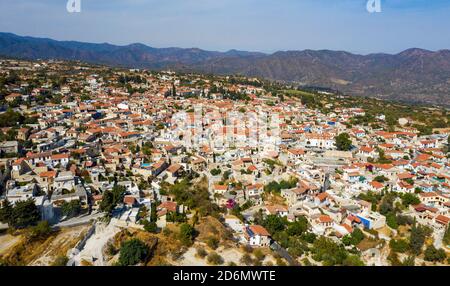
[264,177,298,194]
[178,223,197,246]
[409,224,431,255]
[60,200,81,218]
[342,228,365,246]
[206,252,224,265]
[335,133,352,151]
[0,198,40,229]
[424,245,446,262]
[100,185,126,216]
[118,239,149,266]
[312,237,363,266]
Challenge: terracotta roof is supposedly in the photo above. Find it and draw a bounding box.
[248,225,270,236]
[318,215,333,223]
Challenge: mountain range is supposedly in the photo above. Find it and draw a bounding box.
[1,32,450,106]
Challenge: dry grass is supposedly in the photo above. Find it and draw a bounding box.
[0,225,90,266]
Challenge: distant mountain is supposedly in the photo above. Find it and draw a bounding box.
[1,32,450,106]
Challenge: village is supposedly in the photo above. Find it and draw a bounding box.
[0,58,449,266]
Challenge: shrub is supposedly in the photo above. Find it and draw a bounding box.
[424,245,446,262]
[206,236,219,250]
[389,239,409,253]
[51,256,69,266]
[28,220,52,240]
[118,239,149,266]
[240,253,254,266]
[196,247,208,258]
[142,220,158,233]
[178,223,197,246]
[206,252,224,265]
[253,249,266,262]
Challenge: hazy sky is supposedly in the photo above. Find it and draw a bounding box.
[1,0,450,54]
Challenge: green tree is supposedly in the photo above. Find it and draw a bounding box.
[342,255,365,266]
[443,226,450,246]
[335,133,352,151]
[263,215,287,235]
[401,193,420,207]
[312,237,349,266]
[409,224,428,255]
[100,185,126,215]
[10,199,40,229]
[424,245,446,262]
[286,216,308,236]
[389,239,409,253]
[142,220,157,233]
[179,223,196,246]
[118,239,149,266]
[0,199,13,224]
[61,200,81,218]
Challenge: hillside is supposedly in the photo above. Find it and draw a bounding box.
[1,32,450,106]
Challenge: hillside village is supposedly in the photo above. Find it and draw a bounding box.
[0,58,449,266]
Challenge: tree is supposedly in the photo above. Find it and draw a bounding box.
[150,203,157,222]
[389,239,409,253]
[118,239,149,266]
[179,223,196,246]
[424,245,446,262]
[373,175,388,183]
[100,185,126,215]
[210,169,221,176]
[443,226,450,246]
[10,199,40,229]
[142,220,157,233]
[401,193,420,207]
[0,199,13,224]
[409,224,428,255]
[61,200,81,218]
[262,215,287,235]
[335,133,352,151]
[342,255,365,266]
[312,237,349,266]
[350,228,365,245]
[342,228,365,246]
[286,216,308,236]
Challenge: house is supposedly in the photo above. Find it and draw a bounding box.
[0,141,19,154]
[245,183,264,204]
[265,204,289,217]
[6,183,39,203]
[51,153,70,167]
[157,201,178,217]
[213,184,229,195]
[51,184,88,207]
[355,212,386,229]
[53,171,78,191]
[281,187,309,206]
[243,225,271,247]
[165,163,184,183]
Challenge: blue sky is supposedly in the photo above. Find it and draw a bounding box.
[1,0,450,54]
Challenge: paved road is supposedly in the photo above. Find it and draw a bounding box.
[54,212,104,228]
